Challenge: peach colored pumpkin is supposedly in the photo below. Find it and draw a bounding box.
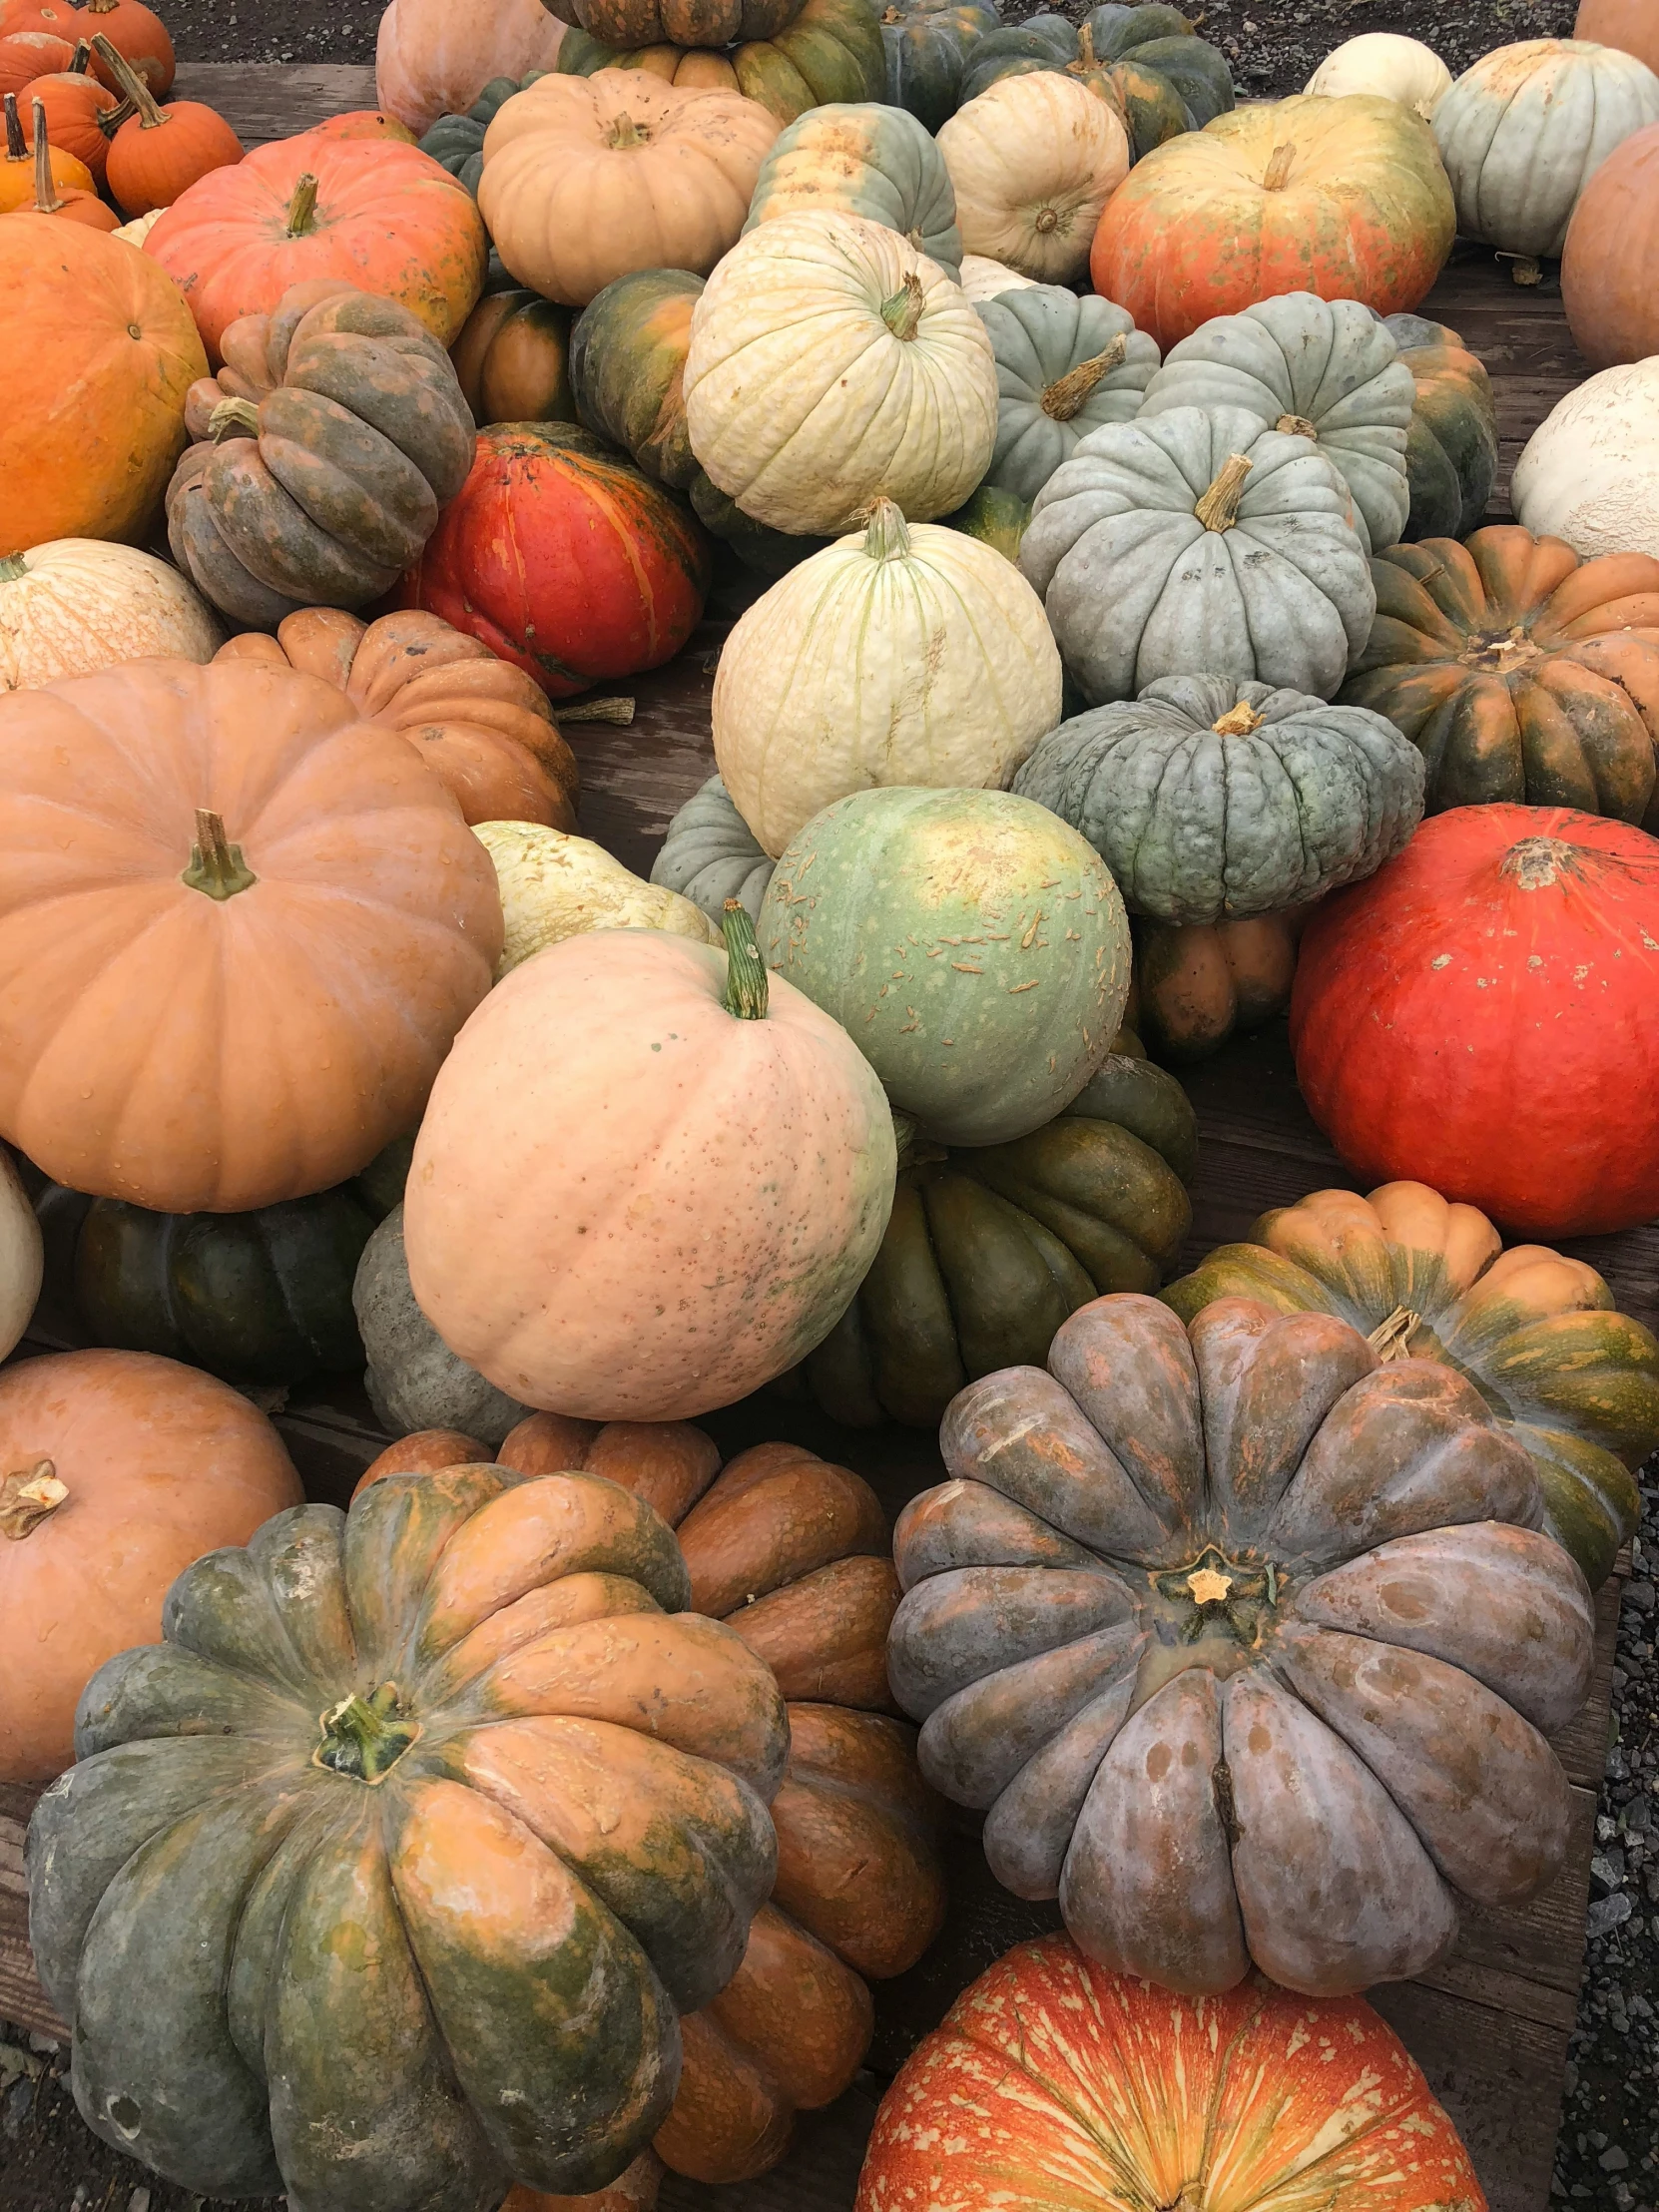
[375,0,568,134]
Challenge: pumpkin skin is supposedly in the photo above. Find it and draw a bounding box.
[880,0,999,132]
[97,41,245,220]
[0,82,92,209]
[1576,0,1659,75]
[856,1936,1487,2212]
[64,0,174,93]
[1563,121,1659,371]
[375,0,568,135]
[1338,524,1659,824]
[1511,359,1659,566]
[0,1349,301,1782]
[477,820,718,979]
[1091,96,1454,353]
[1304,32,1450,119]
[651,774,777,924]
[743,99,961,274]
[1,1146,44,1362]
[451,289,575,425]
[0,539,222,692]
[888,1292,1592,1991]
[28,1466,790,2203]
[957,248,1038,299]
[1386,313,1498,542]
[1290,805,1659,1241]
[974,285,1158,506]
[1131,911,1301,1064]
[1164,1181,1659,1589]
[418,70,545,192]
[938,72,1127,283]
[308,108,421,144]
[398,422,711,701]
[958,5,1236,163]
[356,1203,534,1443]
[552,0,886,125]
[24,64,123,186]
[544,0,805,52]
[0,656,501,1213]
[0,31,73,96]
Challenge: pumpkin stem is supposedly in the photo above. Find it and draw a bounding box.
[284,171,319,236]
[1367,1305,1420,1361]
[98,91,137,136]
[557,696,635,725]
[0,554,27,583]
[314,1682,421,1782]
[721,898,770,1021]
[1211,698,1264,737]
[85,0,118,13]
[0,1461,68,1542]
[1074,22,1096,67]
[878,272,925,343]
[606,110,646,148]
[181,808,259,900]
[1040,335,1128,421]
[1194,453,1252,532]
[1274,412,1319,440]
[4,94,25,164]
[1033,206,1059,234]
[67,39,93,72]
[90,33,163,126]
[30,99,66,215]
[1262,139,1296,190]
[1501,835,1578,891]
[209,396,262,441]
[862,497,911,562]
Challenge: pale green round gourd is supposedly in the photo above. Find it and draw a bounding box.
[650,775,776,925]
[977,286,1160,505]
[743,102,963,275]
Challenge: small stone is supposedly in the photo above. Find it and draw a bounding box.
[1592,1851,1626,1892]
[1601,2147,1631,2172]
[128,2191,152,2212]
[1564,2061,1579,2095]
[1625,1581,1656,1614]
[1587,1892,1635,1936]
[24,2031,56,2056]
[1599,1815,1620,1843]
[1,2075,33,2141]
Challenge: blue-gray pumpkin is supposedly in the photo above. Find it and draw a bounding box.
[978,285,1159,505]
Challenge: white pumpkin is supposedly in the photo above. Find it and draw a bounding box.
[1305,34,1452,120]
[0,1149,43,1365]
[683,209,998,536]
[375,0,567,134]
[1511,356,1659,559]
[713,498,1064,857]
[115,208,167,248]
[0,541,223,694]
[474,819,719,978]
[1433,39,1659,257]
[937,73,1129,283]
[957,252,1041,302]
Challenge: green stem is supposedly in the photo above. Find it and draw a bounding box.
[557,695,635,725]
[862,497,910,562]
[285,171,318,237]
[0,554,27,583]
[878,272,924,342]
[209,396,261,441]
[181,809,258,900]
[314,1683,420,1783]
[722,898,769,1021]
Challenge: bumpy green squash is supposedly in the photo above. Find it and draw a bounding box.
[555,0,885,121]
[744,101,962,273]
[958,3,1234,161]
[1385,312,1499,542]
[418,74,545,195]
[880,0,1001,132]
[651,774,777,924]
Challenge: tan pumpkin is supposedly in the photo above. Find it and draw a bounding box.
[475,820,718,978]
[937,72,1129,282]
[0,1145,43,1361]
[0,538,222,691]
[375,0,569,134]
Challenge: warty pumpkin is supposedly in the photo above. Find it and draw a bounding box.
[880,0,999,132]
[937,71,1127,283]
[743,98,961,273]
[478,821,718,979]
[888,1292,1593,1991]
[651,774,777,924]
[93,35,243,217]
[1562,121,1659,369]
[374,0,568,135]
[0,539,221,692]
[0,1146,43,1363]
[1130,911,1302,1064]
[1386,312,1498,542]
[544,0,807,51]
[956,5,1236,162]
[1511,360,1659,566]
[551,0,885,123]
[355,1202,534,1444]
[974,285,1158,508]
[451,288,575,425]
[1304,31,1450,118]
[418,69,545,191]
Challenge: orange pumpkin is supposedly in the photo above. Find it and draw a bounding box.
[94,34,242,216]
[0,1348,301,1782]
[0,656,503,1212]
[22,46,122,183]
[73,0,174,93]
[306,107,420,144]
[0,82,89,206]
[1562,120,1659,370]
[1574,0,1659,76]
[0,28,71,96]
[12,90,116,223]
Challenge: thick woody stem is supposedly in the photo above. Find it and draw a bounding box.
[879,272,924,341]
[1211,699,1264,736]
[1262,140,1296,190]
[1040,334,1129,420]
[1194,454,1253,532]
[181,808,258,899]
[0,1462,68,1541]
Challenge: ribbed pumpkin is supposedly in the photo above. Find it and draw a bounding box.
[1386,313,1498,541]
[1304,31,1450,118]
[879,0,998,132]
[0,540,221,691]
[959,4,1234,158]
[651,774,777,923]
[544,0,806,51]
[938,71,1128,282]
[374,0,567,135]
[743,99,961,272]
[451,288,575,424]
[552,0,886,123]
[973,285,1158,507]
[418,70,545,190]
[1131,911,1302,1064]
[1512,358,1659,565]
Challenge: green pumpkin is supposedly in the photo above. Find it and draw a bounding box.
[1385,313,1499,542]
[417,74,544,196]
[975,285,1158,505]
[744,101,962,274]
[958,4,1234,161]
[880,0,1000,132]
[355,1203,531,1444]
[650,774,777,924]
[556,0,885,121]
[940,480,1031,562]
[791,1046,1196,1426]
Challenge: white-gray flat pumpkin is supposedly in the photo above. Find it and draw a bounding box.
[651,775,775,926]
[977,287,1161,505]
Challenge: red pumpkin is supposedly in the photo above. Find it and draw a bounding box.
[1290,806,1659,1238]
[399,422,712,700]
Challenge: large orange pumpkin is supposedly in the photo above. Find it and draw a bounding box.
[1562,120,1659,370]
[0,657,502,1213]
[1575,0,1659,74]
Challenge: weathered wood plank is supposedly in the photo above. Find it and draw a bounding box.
[171,61,379,146]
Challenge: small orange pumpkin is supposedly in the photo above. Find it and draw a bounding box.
[0,83,89,207]
[17,91,119,225]
[74,0,174,93]
[0,28,72,96]
[21,41,122,183]
[93,32,242,216]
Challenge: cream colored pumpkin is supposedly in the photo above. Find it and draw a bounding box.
[0,540,222,693]
[684,209,998,535]
[0,1149,42,1364]
[375,0,567,134]
[478,71,781,307]
[114,208,167,248]
[714,500,1062,857]
[1511,358,1659,559]
[1305,33,1452,119]
[475,819,719,977]
[937,74,1129,283]
[957,253,1041,301]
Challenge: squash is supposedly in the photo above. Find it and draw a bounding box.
[69,0,173,93]
[0,214,206,557]
[552,0,886,123]
[0,1147,43,1363]
[418,70,545,190]
[1575,0,1659,75]
[957,249,1037,299]
[403,901,897,1421]
[1511,359,1659,563]
[1304,32,1450,118]
[856,1936,1487,2212]
[1386,313,1498,541]
[0,539,222,692]
[761,787,1129,1145]
[1013,677,1422,923]
[28,1465,789,2201]
[0,656,501,1213]
[1131,911,1302,1064]
[478,72,781,308]
[1019,406,1376,707]
[1137,292,1413,555]
[0,1348,301,1781]
[0,84,91,207]
[1092,96,1454,352]
[957,5,1236,162]
[744,100,961,274]
[0,31,73,96]
[93,36,243,218]
[1338,524,1659,823]
[973,285,1158,506]
[112,203,164,245]
[477,820,719,978]
[940,480,1033,562]
[889,1292,1592,1989]
[451,289,575,424]
[713,502,1062,856]
[1433,39,1659,259]
[684,211,997,535]
[791,1045,1196,1427]
[1164,1180,1659,1588]
[12,90,116,225]
[375,0,568,134]
[937,73,1127,282]
[356,1203,534,1442]
[398,422,711,700]
[167,286,477,628]
[1292,806,1659,1241]
[215,609,579,832]
[544,0,806,51]
[22,48,123,185]
[651,774,777,923]
[1563,121,1659,369]
[880,0,998,132]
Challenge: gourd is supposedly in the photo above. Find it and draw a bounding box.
[1091,95,1454,351]
[543,0,807,52]
[0,540,221,691]
[888,1293,1593,1991]
[1131,912,1302,1063]
[743,100,961,274]
[1165,1180,1659,1588]
[651,774,777,924]
[1511,360,1659,563]
[1339,524,1659,823]
[0,1148,43,1363]
[355,1203,534,1443]
[761,787,1129,1145]
[92,36,244,217]
[27,1464,790,2201]
[0,1348,301,1781]
[1290,805,1659,1239]
[402,903,897,1421]
[0,656,502,1213]
[451,289,575,424]
[973,286,1158,506]
[1137,292,1413,555]
[550,0,886,124]
[477,820,719,978]
[1575,0,1659,75]
[1304,32,1450,118]
[374,0,568,134]
[1563,121,1659,369]
[957,5,1236,162]
[937,73,1127,282]
[1019,406,1376,706]
[880,0,999,132]
[1386,313,1497,540]
[417,71,544,191]
[712,501,1062,856]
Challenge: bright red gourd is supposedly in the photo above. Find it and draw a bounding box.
[1290,805,1659,1238]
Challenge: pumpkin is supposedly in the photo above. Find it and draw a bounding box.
[0,539,221,693]
[418,70,545,191]
[356,1203,535,1442]
[65,0,173,92]
[308,108,421,144]
[1291,805,1659,1240]
[937,73,1127,283]
[1511,359,1659,564]
[959,5,1235,162]
[478,822,718,979]
[651,774,777,924]
[478,72,781,308]
[940,480,1033,561]
[398,422,712,701]
[215,609,579,832]
[404,901,897,1421]
[1,1147,43,1362]
[375,0,568,135]
[1304,32,1450,118]
[1338,524,1659,823]
[1165,1181,1659,1589]
[1433,39,1659,259]
[1020,407,1376,707]
[1131,911,1302,1064]
[1386,312,1498,541]
[856,1936,1487,2212]
[93,37,243,218]
[552,0,886,124]
[0,656,501,1212]
[23,50,123,185]
[880,0,998,132]
[761,787,1129,1145]
[1562,121,1659,369]
[28,1467,789,2201]
[0,1348,301,1782]
[452,289,575,424]
[889,1291,1593,1989]
[791,1044,1196,1428]
[713,502,1062,856]
[0,30,72,95]
[1091,96,1454,353]
[973,285,1158,507]
[0,83,89,207]
[112,203,163,245]
[0,215,206,556]
[684,211,997,535]
[13,90,116,224]
[1137,292,1413,556]
[744,99,960,273]
[545,0,806,51]
[957,249,1038,299]
[167,287,477,628]
[1576,0,1659,75]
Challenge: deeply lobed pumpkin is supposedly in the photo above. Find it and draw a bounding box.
[1386,312,1498,542]
[973,284,1158,508]
[451,288,575,426]
[1130,911,1302,1064]
[956,4,1236,161]
[937,71,1127,283]
[879,0,999,132]
[650,774,777,924]
[551,0,886,124]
